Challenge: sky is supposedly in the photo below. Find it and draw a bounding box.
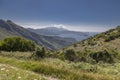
[0,0,120,32]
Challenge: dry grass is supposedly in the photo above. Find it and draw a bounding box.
[0,54,119,80]
[0,63,46,80]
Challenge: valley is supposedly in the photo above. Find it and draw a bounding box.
[1,0,120,80]
[28,27,97,41]
[0,19,76,50]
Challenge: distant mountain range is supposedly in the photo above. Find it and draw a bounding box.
[28,27,97,41]
[0,19,76,50]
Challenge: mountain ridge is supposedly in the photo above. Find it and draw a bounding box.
[0,19,76,50]
[28,27,97,41]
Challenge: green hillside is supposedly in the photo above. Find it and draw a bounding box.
[56,26,120,63]
[64,26,120,52]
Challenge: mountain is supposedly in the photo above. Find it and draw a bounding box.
[28,27,97,41]
[0,19,76,50]
[57,26,120,63]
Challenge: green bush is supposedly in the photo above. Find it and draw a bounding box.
[0,36,36,51]
[104,31,120,42]
[64,49,76,61]
[90,50,114,63]
[34,47,46,58]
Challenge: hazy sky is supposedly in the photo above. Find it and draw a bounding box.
[0,0,120,32]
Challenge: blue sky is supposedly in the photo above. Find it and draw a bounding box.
[0,0,120,32]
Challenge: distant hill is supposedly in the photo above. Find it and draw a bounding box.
[63,26,120,52]
[0,19,76,50]
[28,27,97,41]
[57,26,120,63]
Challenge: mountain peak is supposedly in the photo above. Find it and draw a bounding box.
[0,19,6,23]
[0,19,13,23]
[41,27,67,31]
[0,19,12,30]
[6,20,13,23]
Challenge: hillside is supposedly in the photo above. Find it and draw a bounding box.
[64,26,120,52]
[0,52,119,80]
[58,26,120,63]
[0,19,76,50]
[28,27,97,41]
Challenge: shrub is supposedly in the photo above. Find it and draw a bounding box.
[34,47,46,58]
[64,49,76,61]
[104,32,120,42]
[116,26,120,32]
[90,50,114,63]
[73,44,77,47]
[0,36,36,51]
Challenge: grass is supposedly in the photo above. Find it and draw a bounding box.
[0,51,33,59]
[0,52,119,80]
[0,64,46,80]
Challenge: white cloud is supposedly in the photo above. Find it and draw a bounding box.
[53,24,67,28]
[67,25,114,32]
[16,22,115,32]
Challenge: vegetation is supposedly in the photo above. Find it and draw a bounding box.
[0,37,36,51]
[0,63,46,80]
[0,54,118,80]
[64,49,76,61]
[56,26,120,63]
[89,50,114,63]
[33,47,46,59]
[1,26,120,80]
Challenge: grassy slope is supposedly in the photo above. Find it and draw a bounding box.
[61,26,120,56]
[0,52,120,80]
